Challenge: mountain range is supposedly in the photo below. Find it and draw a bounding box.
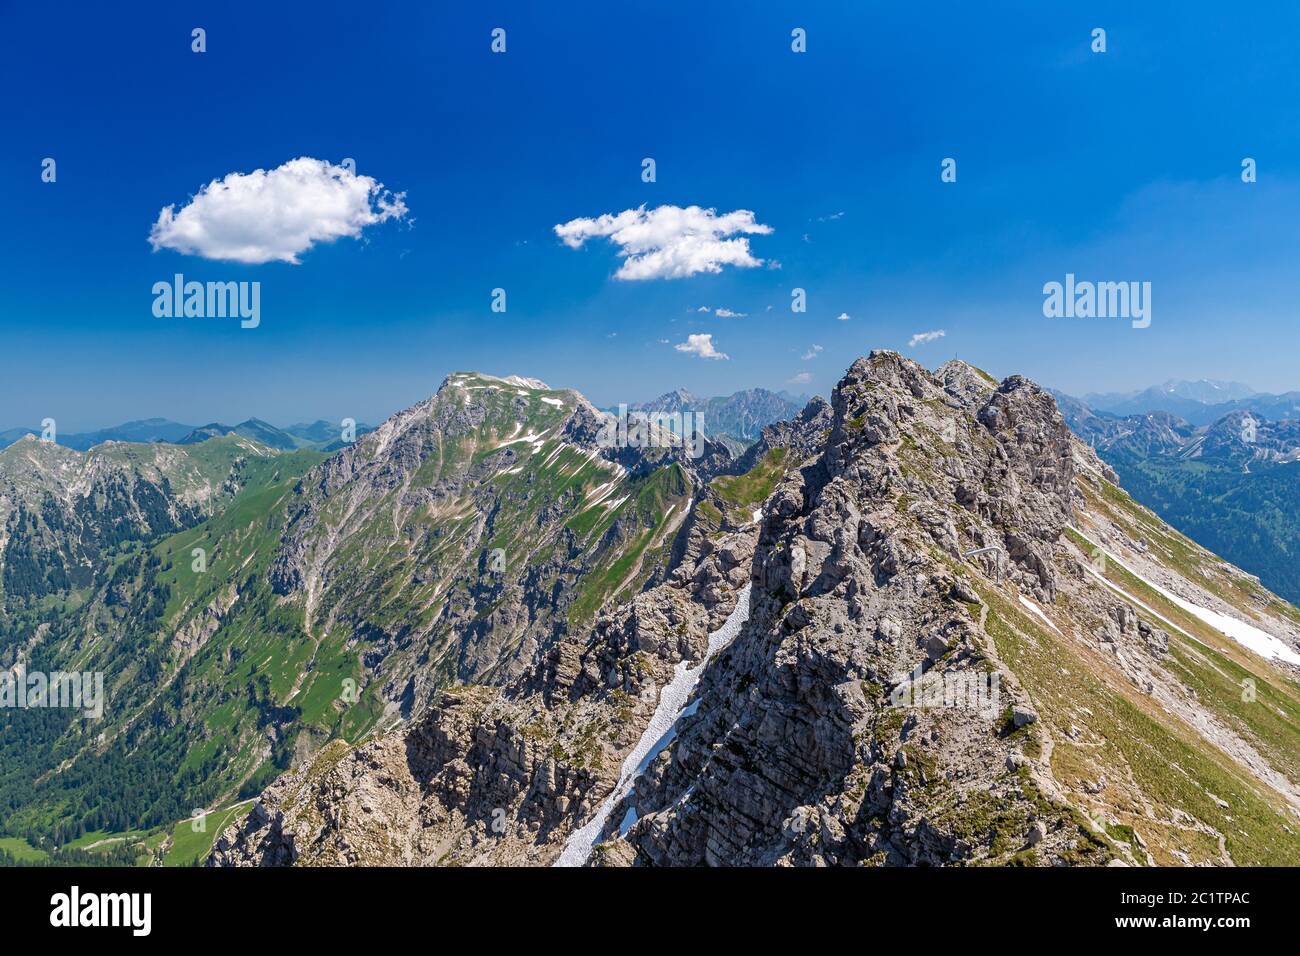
[0,419,375,454]
[1054,385,1300,605]
[3,358,1300,868]
[0,385,802,458]
[0,373,726,862]
[203,354,1300,867]
[0,418,196,452]
[621,387,805,441]
[1077,379,1300,426]
[173,418,375,452]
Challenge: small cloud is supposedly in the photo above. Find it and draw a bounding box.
[554,204,772,280]
[714,307,747,318]
[837,312,851,322]
[674,333,729,360]
[606,332,618,338]
[657,338,670,344]
[815,211,845,222]
[801,233,811,243]
[787,371,813,385]
[695,305,711,312]
[148,156,408,264]
[801,344,824,361]
[908,329,946,347]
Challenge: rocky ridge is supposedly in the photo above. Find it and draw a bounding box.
[212,353,1300,867]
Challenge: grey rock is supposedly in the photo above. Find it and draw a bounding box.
[1027,820,1047,846]
[1012,706,1038,728]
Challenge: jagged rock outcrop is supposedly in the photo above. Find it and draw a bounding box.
[210,512,756,866]
[591,352,1095,865]
[732,395,833,476]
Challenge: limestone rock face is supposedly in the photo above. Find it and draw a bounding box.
[590,352,1090,866]
[211,514,756,867]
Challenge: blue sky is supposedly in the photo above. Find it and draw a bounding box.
[4,1,1300,430]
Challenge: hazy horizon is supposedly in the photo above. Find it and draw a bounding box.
[1,359,1293,435]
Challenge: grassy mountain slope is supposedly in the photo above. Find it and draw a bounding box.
[0,372,704,860]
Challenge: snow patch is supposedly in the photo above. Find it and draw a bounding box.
[1019,595,1062,634]
[555,583,753,866]
[1073,526,1300,667]
[502,375,550,389]
[496,427,552,451]
[582,478,623,510]
[617,806,638,837]
[539,442,566,469]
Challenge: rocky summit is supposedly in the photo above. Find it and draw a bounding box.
[210,352,1300,867]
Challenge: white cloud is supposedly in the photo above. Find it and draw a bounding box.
[801,344,823,361]
[148,157,408,264]
[674,333,729,360]
[787,371,813,385]
[837,312,851,321]
[693,305,746,317]
[908,329,946,347]
[815,211,845,222]
[554,204,772,280]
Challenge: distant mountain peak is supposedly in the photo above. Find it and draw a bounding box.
[1154,378,1257,401]
[621,386,804,441]
[1075,378,1262,424]
[441,371,552,392]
